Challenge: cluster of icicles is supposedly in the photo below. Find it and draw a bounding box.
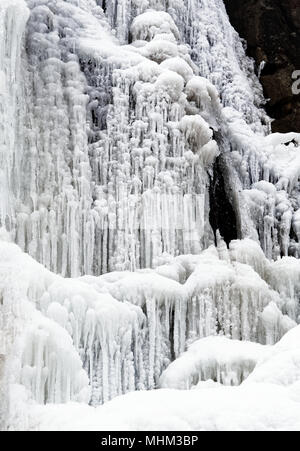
[1,0,223,278]
[2,0,300,280]
[0,0,300,428]
[1,236,299,410]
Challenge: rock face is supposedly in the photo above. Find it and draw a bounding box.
[224,0,300,132]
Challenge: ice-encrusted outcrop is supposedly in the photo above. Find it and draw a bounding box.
[1,0,299,279]
[1,237,298,418]
[11,326,300,431]
[1,0,220,277]
[0,0,29,234]
[159,337,269,389]
[0,239,145,407]
[1,0,300,431]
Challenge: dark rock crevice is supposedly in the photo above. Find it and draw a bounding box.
[209,156,239,247]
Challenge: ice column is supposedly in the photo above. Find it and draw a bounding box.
[0,0,29,228]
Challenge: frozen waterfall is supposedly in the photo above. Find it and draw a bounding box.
[1,0,300,431]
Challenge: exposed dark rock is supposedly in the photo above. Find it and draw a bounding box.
[224,0,300,132]
[209,156,239,247]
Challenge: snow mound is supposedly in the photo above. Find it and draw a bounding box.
[131,11,180,42]
[160,57,193,82]
[159,337,268,389]
[155,70,184,101]
[179,115,219,164]
[2,236,298,424]
[245,326,300,386]
[186,76,221,121]
[0,241,144,407]
[21,326,300,431]
[21,310,90,404]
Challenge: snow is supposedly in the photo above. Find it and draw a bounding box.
[1,236,299,430]
[130,10,180,42]
[0,240,145,406]
[21,310,90,404]
[154,70,184,101]
[179,115,219,165]
[185,76,221,128]
[23,384,300,431]
[11,326,300,431]
[160,57,193,82]
[159,337,268,389]
[1,0,300,432]
[1,0,299,276]
[245,326,300,387]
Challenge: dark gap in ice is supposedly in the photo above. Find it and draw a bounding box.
[209,156,238,247]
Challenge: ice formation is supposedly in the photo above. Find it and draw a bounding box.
[1,0,300,431]
[10,326,300,431]
[2,0,300,276]
[159,336,269,389]
[1,235,299,428]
